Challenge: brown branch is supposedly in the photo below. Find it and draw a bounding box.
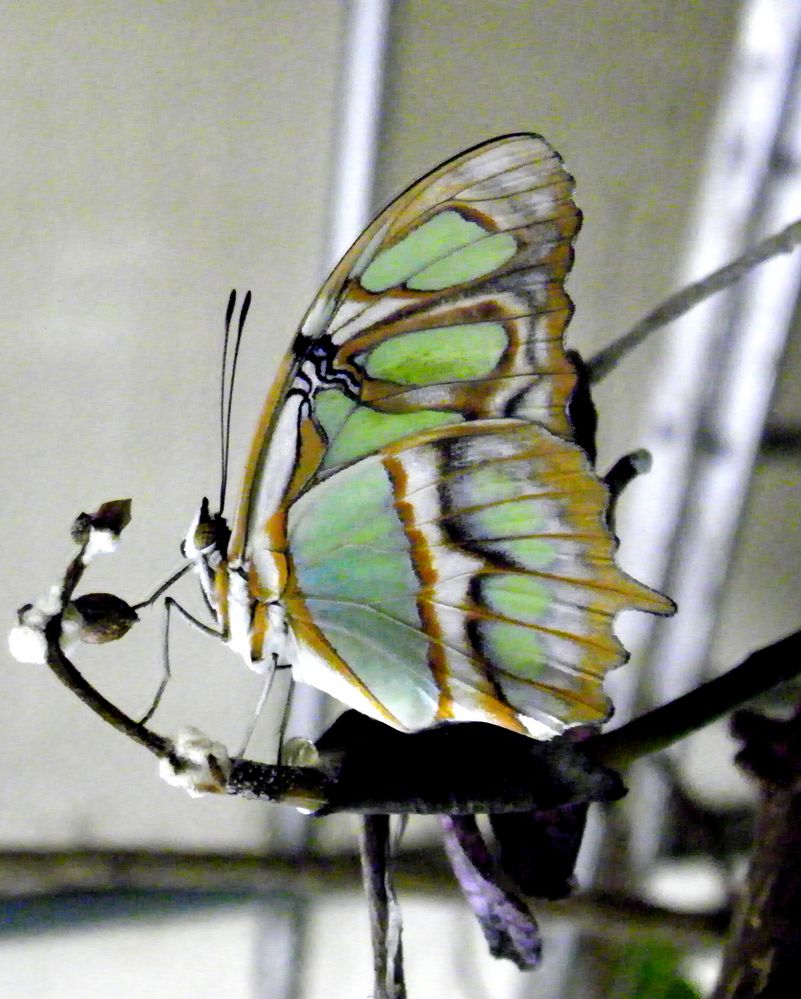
[360,816,406,999]
[587,631,801,770]
[45,614,169,757]
[712,708,801,998]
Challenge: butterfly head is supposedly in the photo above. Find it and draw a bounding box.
[181,497,230,582]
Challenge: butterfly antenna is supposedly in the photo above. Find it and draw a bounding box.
[220,290,250,514]
[219,290,238,513]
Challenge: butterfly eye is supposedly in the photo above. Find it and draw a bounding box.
[190,496,218,550]
[181,498,211,560]
[192,518,217,552]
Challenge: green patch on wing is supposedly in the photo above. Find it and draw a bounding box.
[314,389,355,442]
[409,232,517,290]
[455,501,558,570]
[304,598,439,731]
[289,460,407,565]
[290,460,421,624]
[361,322,507,384]
[482,573,552,625]
[479,619,546,676]
[360,210,516,292]
[288,457,439,730]
[319,399,459,468]
[460,498,547,539]
[361,211,484,291]
[477,537,556,569]
[447,462,542,509]
[297,547,418,606]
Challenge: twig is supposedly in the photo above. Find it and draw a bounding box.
[586,218,801,382]
[45,613,169,757]
[360,816,406,999]
[587,631,801,770]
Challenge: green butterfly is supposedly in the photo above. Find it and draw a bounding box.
[185,133,673,740]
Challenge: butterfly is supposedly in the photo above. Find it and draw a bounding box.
[183,133,673,741]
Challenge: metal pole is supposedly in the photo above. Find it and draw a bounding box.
[266,0,393,859]
[255,8,393,995]
[599,0,801,872]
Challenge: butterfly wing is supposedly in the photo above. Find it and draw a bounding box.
[231,135,579,548]
[284,420,672,737]
[229,133,673,737]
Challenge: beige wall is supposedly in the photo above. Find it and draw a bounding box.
[1,0,748,857]
[1,0,347,851]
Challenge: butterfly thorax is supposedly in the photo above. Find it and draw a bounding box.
[215,336,363,675]
[222,554,291,672]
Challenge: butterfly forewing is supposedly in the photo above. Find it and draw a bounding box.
[232,135,580,540]
[227,133,673,737]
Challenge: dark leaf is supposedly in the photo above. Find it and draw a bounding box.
[315,712,626,816]
[441,814,542,970]
[490,802,589,900]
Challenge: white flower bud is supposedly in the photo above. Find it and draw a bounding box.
[8,587,64,664]
[82,527,120,564]
[8,623,49,664]
[159,726,232,798]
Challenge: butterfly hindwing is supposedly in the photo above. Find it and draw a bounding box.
[284,421,671,736]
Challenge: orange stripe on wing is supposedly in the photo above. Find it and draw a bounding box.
[382,450,456,721]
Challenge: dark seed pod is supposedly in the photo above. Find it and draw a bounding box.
[92,499,132,534]
[68,593,139,644]
[70,499,132,546]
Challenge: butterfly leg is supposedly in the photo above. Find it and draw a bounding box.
[132,563,191,610]
[138,595,223,725]
[234,656,294,759]
[603,449,653,532]
[275,668,296,765]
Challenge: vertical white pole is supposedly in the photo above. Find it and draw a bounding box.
[265,0,393,856]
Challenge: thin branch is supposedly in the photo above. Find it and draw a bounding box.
[587,631,801,771]
[360,815,406,999]
[45,614,169,757]
[586,218,801,382]
[38,524,169,757]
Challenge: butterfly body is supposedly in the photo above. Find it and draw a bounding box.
[189,134,673,739]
